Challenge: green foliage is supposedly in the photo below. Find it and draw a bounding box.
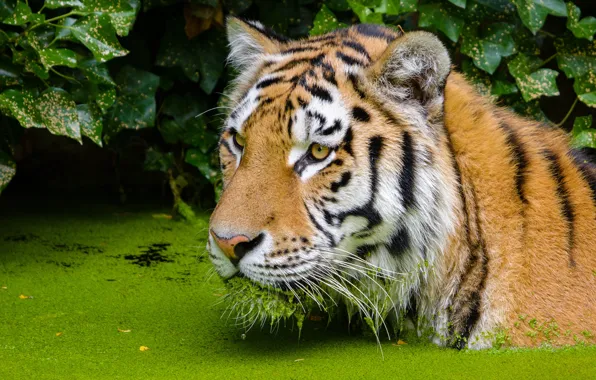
[1,0,595,202]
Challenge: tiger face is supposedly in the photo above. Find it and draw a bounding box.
[208,19,455,290]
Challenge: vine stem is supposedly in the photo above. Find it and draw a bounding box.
[538,29,556,38]
[540,53,557,67]
[555,97,579,128]
[50,68,80,84]
[25,11,82,33]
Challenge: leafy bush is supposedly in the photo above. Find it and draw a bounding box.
[1,0,595,207]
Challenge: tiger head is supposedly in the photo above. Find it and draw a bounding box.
[208,18,458,291]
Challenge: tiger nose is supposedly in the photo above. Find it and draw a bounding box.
[210,230,251,262]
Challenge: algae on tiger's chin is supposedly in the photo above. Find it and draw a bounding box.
[221,273,406,340]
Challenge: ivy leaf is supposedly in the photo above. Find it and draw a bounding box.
[107,66,159,136]
[144,147,174,172]
[325,0,350,12]
[348,1,384,24]
[70,14,129,63]
[461,23,515,74]
[461,59,492,97]
[534,0,566,17]
[156,17,200,82]
[77,104,103,146]
[38,48,78,69]
[555,38,596,107]
[505,95,549,123]
[2,1,35,26]
[11,48,49,79]
[37,88,81,143]
[555,38,595,79]
[97,85,116,113]
[0,149,16,195]
[45,0,84,9]
[508,53,559,101]
[0,89,44,129]
[156,21,226,93]
[107,0,140,37]
[448,0,466,9]
[25,27,54,51]
[160,93,217,151]
[491,78,518,96]
[196,30,227,94]
[571,115,596,148]
[0,0,16,20]
[566,2,596,41]
[418,3,464,42]
[374,0,417,15]
[311,5,347,36]
[54,17,78,42]
[574,77,596,108]
[185,148,220,184]
[0,57,22,87]
[512,0,567,35]
[78,58,115,86]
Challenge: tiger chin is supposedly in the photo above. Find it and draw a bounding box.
[207,17,596,349]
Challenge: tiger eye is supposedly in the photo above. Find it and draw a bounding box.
[234,133,246,148]
[311,143,330,160]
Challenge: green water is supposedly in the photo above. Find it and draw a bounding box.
[1,203,595,379]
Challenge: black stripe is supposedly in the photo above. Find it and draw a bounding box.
[341,40,371,61]
[499,123,528,204]
[348,74,366,98]
[336,51,366,66]
[330,172,351,193]
[444,129,488,349]
[321,62,337,85]
[399,131,417,210]
[336,136,384,230]
[304,83,332,102]
[281,46,320,54]
[352,24,397,42]
[355,244,377,259]
[543,150,576,267]
[220,139,233,155]
[305,203,335,246]
[318,119,342,136]
[352,106,370,123]
[307,110,327,130]
[451,185,489,349]
[256,76,284,89]
[287,117,293,140]
[343,127,354,155]
[272,56,320,73]
[387,227,410,256]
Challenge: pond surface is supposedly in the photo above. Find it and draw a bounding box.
[1,201,595,379]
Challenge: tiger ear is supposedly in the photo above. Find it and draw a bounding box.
[367,31,451,105]
[226,17,286,71]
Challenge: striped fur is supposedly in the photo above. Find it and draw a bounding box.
[208,18,596,348]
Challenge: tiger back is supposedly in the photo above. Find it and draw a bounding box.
[207,18,596,348]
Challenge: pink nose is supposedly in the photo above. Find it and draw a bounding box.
[210,230,250,261]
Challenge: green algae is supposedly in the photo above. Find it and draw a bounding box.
[1,200,596,379]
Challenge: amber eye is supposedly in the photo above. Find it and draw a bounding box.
[310,143,330,160]
[233,133,246,149]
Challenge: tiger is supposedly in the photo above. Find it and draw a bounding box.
[207,17,596,349]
